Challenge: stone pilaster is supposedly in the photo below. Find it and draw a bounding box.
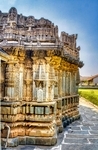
[5,58,18,100]
[65,72,70,96]
[32,57,37,101]
[73,72,76,94]
[45,57,51,101]
[19,64,24,99]
[49,66,55,101]
[54,70,58,99]
[62,71,65,97]
[0,61,6,99]
[25,59,32,101]
[58,70,62,97]
[70,72,74,95]
[64,71,66,96]
[68,72,70,95]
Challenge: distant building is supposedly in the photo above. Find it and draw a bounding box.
[80,74,98,86]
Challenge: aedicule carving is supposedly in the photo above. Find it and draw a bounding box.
[37,87,43,102]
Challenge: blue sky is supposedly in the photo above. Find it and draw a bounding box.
[0,0,98,76]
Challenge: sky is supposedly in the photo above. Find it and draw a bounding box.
[0,0,98,76]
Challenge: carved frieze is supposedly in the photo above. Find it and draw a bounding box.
[50,56,61,70]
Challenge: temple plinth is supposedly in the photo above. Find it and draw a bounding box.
[0,7,84,147]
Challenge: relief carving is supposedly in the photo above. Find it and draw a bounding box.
[8,7,17,21]
[37,87,43,102]
[38,18,46,27]
[50,56,61,69]
[26,16,35,25]
[18,14,25,25]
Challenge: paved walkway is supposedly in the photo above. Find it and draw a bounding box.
[3,98,98,150]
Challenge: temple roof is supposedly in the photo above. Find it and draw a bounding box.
[0,7,84,68]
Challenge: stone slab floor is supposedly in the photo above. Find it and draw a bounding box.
[2,98,98,150]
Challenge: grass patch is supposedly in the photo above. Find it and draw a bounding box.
[78,89,98,106]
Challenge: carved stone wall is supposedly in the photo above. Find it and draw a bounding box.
[0,7,84,147]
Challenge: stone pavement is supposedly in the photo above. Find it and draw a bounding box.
[2,97,98,150]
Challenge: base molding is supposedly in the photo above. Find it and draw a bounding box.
[1,134,57,147]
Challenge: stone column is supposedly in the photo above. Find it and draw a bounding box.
[5,59,17,100]
[45,57,51,101]
[64,71,66,96]
[70,71,76,95]
[70,72,73,95]
[17,56,25,101]
[54,70,58,99]
[62,71,65,97]
[68,72,70,95]
[25,59,32,101]
[73,72,76,94]
[14,63,21,100]
[49,81,55,101]
[75,69,80,94]
[0,61,5,99]
[19,65,24,99]
[65,72,69,95]
[58,70,62,97]
[32,57,37,101]
[49,66,55,101]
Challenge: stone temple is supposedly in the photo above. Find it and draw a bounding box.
[0,7,84,147]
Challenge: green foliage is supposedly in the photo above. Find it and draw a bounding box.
[78,89,98,106]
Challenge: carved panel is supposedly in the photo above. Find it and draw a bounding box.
[37,88,43,102]
[35,107,44,114]
[14,72,20,98]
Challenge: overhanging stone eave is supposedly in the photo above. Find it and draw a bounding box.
[78,61,84,68]
[24,45,62,50]
[1,44,63,51]
[0,49,9,61]
[62,56,80,66]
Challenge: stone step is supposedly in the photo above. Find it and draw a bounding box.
[89,130,98,134]
[63,138,88,144]
[66,134,98,138]
[61,144,98,150]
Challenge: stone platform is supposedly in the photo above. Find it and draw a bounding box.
[1,97,98,150]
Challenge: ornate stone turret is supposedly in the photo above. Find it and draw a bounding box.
[0,7,84,148]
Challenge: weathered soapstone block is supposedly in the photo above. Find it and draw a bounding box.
[11,107,17,114]
[30,106,34,114]
[26,134,57,146]
[1,107,11,115]
[35,107,44,115]
[19,137,26,145]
